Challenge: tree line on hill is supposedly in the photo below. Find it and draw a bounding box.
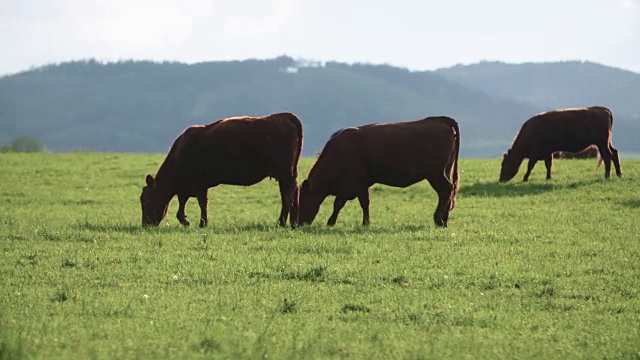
[1,56,638,157]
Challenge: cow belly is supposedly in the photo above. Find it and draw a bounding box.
[217,173,267,186]
[199,160,271,186]
[371,171,425,188]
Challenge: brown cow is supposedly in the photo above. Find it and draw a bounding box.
[499,106,622,182]
[553,144,599,159]
[140,112,303,228]
[298,116,460,228]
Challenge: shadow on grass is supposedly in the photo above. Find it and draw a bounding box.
[460,179,602,198]
[209,222,283,233]
[202,222,434,235]
[76,220,444,235]
[295,223,436,235]
[74,221,146,233]
[75,220,296,234]
[619,199,640,209]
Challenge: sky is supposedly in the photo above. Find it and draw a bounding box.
[1,0,639,76]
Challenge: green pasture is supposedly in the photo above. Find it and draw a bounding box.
[1,153,639,359]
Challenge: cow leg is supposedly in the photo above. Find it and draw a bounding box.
[290,183,300,228]
[544,156,553,180]
[523,159,538,182]
[427,175,454,228]
[196,190,208,228]
[597,144,613,178]
[277,178,297,227]
[611,145,622,177]
[327,196,348,226]
[176,194,190,226]
[357,190,370,226]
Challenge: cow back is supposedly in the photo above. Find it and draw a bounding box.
[309,116,458,192]
[161,113,302,188]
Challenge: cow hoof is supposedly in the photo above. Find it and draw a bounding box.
[434,217,447,228]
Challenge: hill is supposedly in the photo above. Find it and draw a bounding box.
[436,61,640,153]
[1,57,638,157]
[436,61,640,117]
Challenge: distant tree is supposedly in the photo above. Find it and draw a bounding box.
[0,137,45,152]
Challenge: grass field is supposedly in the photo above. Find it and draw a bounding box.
[1,153,639,359]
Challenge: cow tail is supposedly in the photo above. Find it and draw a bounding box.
[604,106,614,129]
[290,113,304,181]
[606,105,614,146]
[288,113,303,227]
[600,106,614,172]
[449,119,461,211]
[599,106,614,172]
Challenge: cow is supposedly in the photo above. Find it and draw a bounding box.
[140,112,303,228]
[553,144,599,159]
[298,116,460,228]
[499,106,622,182]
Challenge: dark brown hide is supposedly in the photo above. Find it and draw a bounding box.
[299,116,460,228]
[140,113,303,227]
[500,106,622,182]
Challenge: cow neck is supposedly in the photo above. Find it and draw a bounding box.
[153,159,179,201]
[509,147,527,162]
[307,160,332,196]
[509,133,530,157]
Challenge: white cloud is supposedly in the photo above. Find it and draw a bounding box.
[0,0,639,75]
[222,0,294,36]
[77,1,216,50]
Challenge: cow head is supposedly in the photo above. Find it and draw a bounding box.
[298,179,324,225]
[140,174,169,226]
[499,150,521,182]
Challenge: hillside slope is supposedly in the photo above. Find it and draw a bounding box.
[1,57,638,157]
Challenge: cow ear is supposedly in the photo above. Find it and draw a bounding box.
[145,174,156,188]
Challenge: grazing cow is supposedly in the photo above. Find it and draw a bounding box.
[298,116,460,228]
[140,113,303,228]
[554,144,604,172]
[499,106,622,182]
[553,144,599,159]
